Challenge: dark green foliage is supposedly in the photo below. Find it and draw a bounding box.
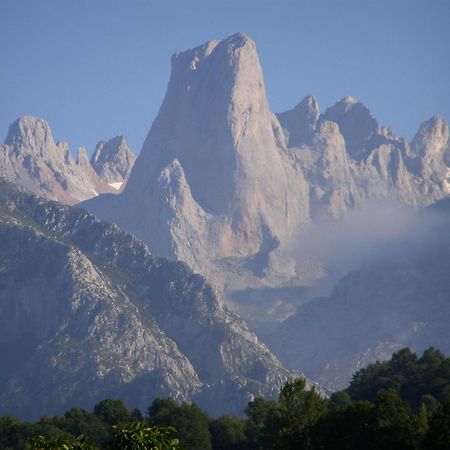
[50,408,109,447]
[244,397,281,450]
[423,397,450,449]
[147,398,212,450]
[347,347,450,408]
[26,434,96,449]
[209,416,247,450]
[94,399,132,426]
[109,421,181,450]
[328,391,351,410]
[1,347,450,449]
[312,391,426,450]
[275,378,327,449]
[311,400,376,449]
[0,416,23,449]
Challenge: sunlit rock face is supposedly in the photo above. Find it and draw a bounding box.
[0,116,120,204]
[83,32,310,273]
[82,33,450,325]
[91,135,136,190]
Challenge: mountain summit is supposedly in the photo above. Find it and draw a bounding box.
[83,32,309,272]
[0,116,136,204]
[82,33,450,305]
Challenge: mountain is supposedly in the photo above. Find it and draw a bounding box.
[81,32,310,276]
[266,201,450,391]
[0,179,302,420]
[80,32,450,330]
[0,116,136,205]
[91,136,136,190]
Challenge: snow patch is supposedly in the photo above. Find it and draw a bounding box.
[444,168,450,191]
[109,182,123,190]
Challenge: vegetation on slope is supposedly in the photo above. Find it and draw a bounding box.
[0,347,449,449]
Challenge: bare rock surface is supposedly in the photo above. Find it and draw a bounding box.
[91,136,136,190]
[0,179,304,419]
[0,117,113,204]
[0,117,136,204]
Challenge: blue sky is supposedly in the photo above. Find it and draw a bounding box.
[1,0,449,154]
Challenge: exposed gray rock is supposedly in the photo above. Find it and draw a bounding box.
[276,95,320,146]
[0,179,303,419]
[83,32,310,278]
[321,96,380,161]
[81,33,450,329]
[91,136,136,190]
[0,116,117,204]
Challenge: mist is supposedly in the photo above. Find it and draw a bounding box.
[291,199,446,284]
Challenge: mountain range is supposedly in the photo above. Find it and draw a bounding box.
[80,33,449,295]
[0,179,300,420]
[0,116,136,205]
[0,31,449,405]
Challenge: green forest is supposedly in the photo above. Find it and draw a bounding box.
[1,347,449,449]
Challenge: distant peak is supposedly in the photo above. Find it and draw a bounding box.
[171,31,257,72]
[294,95,320,113]
[340,96,359,105]
[4,115,53,149]
[222,31,253,47]
[76,147,90,165]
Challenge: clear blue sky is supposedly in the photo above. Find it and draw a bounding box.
[1,0,449,155]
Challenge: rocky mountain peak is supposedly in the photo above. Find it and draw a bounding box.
[411,116,449,158]
[127,31,302,230]
[277,95,320,146]
[91,135,136,188]
[0,116,120,204]
[322,97,380,160]
[76,147,90,166]
[4,116,54,156]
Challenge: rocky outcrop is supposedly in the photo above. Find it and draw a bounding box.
[0,117,135,204]
[276,95,320,146]
[0,116,116,204]
[91,136,136,190]
[83,32,310,276]
[81,32,449,330]
[0,179,302,420]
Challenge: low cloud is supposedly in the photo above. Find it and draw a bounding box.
[291,199,444,281]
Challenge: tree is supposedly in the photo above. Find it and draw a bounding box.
[0,416,21,449]
[53,408,109,447]
[147,398,212,450]
[423,397,450,449]
[94,399,132,426]
[26,434,96,450]
[244,397,281,450]
[109,422,180,450]
[275,378,327,449]
[310,400,376,449]
[347,347,450,409]
[209,415,247,450]
[373,389,424,450]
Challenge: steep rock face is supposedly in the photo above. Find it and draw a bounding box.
[267,201,450,390]
[81,33,450,328]
[322,96,380,161]
[0,116,117,204]
[84,33,310,272]
[409,116,450,184]
[0,180,301,419]
[290,120,359,219]
[91,136,136,190]
[276,95,320,146]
